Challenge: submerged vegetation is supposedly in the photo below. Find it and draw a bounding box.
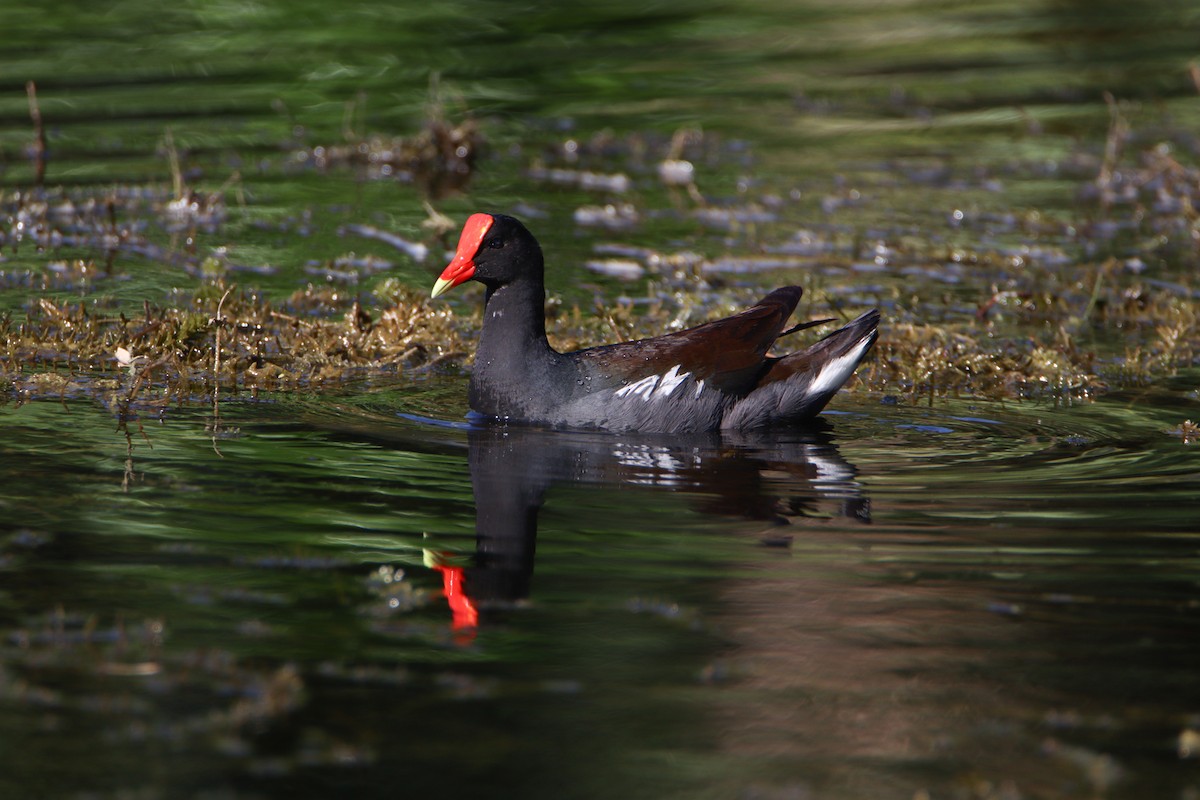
[2,86,1199,416]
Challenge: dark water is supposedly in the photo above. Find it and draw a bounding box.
[4,1,1200,798]
[4,391,1198,798]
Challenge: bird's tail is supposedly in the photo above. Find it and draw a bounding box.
[722,309,880,430]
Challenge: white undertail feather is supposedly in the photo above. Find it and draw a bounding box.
[806,334,874,399]
[719,320,877,431]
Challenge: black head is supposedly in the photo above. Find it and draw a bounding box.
[431,213,544,297]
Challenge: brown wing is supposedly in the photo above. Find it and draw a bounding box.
[570,287,802,396]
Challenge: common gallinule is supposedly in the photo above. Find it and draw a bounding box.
[431,213,879,433]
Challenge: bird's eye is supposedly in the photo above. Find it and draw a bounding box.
[486,238,504,249]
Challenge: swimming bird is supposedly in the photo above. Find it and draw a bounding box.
[431,213,879,433]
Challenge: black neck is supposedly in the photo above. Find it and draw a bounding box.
[479,276,552,356]
[470,275,565,419]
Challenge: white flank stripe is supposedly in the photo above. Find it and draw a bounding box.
[694,379,705,398]
[614,365,693,402]
[654,365,691,398]
[808,337,871,398]
[615,374,659,399]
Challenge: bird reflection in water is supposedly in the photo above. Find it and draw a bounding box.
[433,420,869,636]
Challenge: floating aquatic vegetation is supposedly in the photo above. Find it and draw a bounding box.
[0,186,209,258]
[5,237,1196,409]
[290,101,481,199]
[855,321,1104,403]
[339,224,429,263]
[0,258,107,293]
[1168,420,1199,444]
[1,281,468,406]
[573,203,639,230]
[0,603,350,769]
[703,255,814,274]
[0,156,236,286]
[527,164,631,193]
[692,205,778,231]
[657,158,695,187]
[4,95,1200,414]
[584,258,644,280]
